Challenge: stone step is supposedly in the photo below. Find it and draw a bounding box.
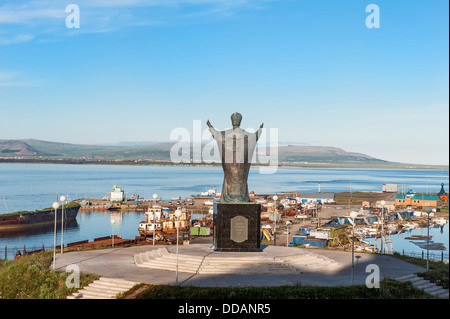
[68,293,115,299]
[394,274,449,299]
[415,281,437,290]
[88,282,134,293]
[73,288,117,299]
[394,274,417,282]
[80,285,125,295]
[67,277,138,299]
[423,285,446,294]
[436,290,449,298]
[99,277,139,286]
[134,249,341,275]
[394,274,427,285]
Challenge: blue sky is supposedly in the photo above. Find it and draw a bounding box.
[0,0,448,165]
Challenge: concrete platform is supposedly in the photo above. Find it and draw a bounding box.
[52,244,425,287]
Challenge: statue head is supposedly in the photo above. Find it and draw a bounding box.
[231,112,242,128]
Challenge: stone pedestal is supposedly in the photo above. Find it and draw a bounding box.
[213,203,261,252]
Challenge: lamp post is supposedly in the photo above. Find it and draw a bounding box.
[350,210,358,285]
[111,219,116,247]
[152,194,158,245]
[379,200,386,255]
[52,201,60,270]
[60,195,66,254]
[425,208,435,270]
[285,220,292,247]
[174,208,182,285]
[273,195,278,246]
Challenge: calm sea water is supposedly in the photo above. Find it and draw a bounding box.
[0,163,448,259]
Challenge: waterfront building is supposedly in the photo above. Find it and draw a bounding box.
[382,184,398,192]
[438,183,448,204]
[395,194,439,208]
[110,185,125,202]
[298,193,335,204]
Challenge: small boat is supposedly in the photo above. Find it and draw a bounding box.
[402,222,419,230]
[204,200,214,206]
[432,217,448,226]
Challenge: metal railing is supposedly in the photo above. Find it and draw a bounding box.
[398,249,448,262]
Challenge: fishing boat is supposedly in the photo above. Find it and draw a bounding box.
[0,202,80,230]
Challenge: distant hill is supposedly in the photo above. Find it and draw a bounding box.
[0,140,38,156]
[0,139,445,169]
[0,139,172,161]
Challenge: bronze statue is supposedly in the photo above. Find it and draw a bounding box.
[207,113,263,203]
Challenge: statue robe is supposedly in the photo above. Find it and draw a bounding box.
[209,126,262,203]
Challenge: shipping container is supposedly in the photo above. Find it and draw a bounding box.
[190,227,199,236]
[303,238,328,248]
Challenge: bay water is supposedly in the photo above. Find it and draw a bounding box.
[0,163,448,260]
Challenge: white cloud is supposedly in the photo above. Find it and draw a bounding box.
[0,71,40,87]
[0,0,278,44]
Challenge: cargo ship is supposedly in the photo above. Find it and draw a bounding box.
[0,202,80,230]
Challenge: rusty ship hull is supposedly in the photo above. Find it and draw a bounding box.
[0,205,80,230]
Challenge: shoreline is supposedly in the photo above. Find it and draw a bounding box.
[0,159,447,170]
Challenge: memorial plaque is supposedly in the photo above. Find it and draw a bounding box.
[230,216,248,243]
[214,202,261,252]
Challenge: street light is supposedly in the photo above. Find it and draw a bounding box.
[425,207,435,270]
[285,220,292,247]
[52,201,60,270]
[273,195,278,246]
[152,194,158,245]
[111,219,116,247]
[174,208,183,285]
[379,200,386,255]
[350,210,358,285]
[60,195,66,254]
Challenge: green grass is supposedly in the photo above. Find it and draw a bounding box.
[0,252,98,299]
[132,279,433,299]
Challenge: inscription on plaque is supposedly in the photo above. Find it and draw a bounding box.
[230,215,248,243]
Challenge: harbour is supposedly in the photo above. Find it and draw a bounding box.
[0,163,448,260]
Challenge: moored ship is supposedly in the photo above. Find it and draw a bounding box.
[192,188,219,200]
[0,202,80,230]
[138,205,190,237]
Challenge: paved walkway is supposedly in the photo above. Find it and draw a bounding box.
[52,244,426,287]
